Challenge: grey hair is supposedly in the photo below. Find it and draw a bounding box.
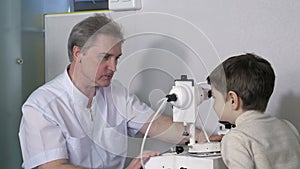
[67,14,123,62]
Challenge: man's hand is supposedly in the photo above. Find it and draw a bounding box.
[209,134,223,142]
[38,159,86,169]
[198,134,224,142]
[126,150,160,169]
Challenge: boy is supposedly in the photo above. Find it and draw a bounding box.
[207,53,300,169]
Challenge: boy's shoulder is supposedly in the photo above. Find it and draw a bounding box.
[282,119,299,136]
[224,111,299,144]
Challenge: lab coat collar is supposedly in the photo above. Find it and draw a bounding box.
[63,65,90,109]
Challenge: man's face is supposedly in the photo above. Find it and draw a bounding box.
[79,34,122,87]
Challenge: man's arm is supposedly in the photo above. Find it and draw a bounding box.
[139,114,196,144]
[139,114,223,144]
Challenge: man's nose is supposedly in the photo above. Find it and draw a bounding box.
[108,58,117,72]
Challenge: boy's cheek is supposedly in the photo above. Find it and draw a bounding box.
[217,111,224,120]
[213,104,223,118]
[214,102,227,120]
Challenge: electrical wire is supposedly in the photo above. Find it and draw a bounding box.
[140,98,168,169]
[195,81,211,142]
[196,105,210,142]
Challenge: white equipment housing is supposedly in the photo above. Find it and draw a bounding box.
[145,75,226,169]
[145,153,227,169]
[168,75,221,154]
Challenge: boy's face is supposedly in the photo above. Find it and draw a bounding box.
[211,86,232,123]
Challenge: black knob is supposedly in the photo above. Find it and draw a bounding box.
[175,146,184,154]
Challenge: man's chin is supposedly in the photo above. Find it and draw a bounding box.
[95,81,111,87]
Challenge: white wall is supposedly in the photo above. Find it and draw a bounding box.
[130,0,300,130]
[45,0,300,156]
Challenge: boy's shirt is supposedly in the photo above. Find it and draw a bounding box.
[221,110,300,169]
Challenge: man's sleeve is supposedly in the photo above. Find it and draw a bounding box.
[19,106,68,169]
[126,93,154,136]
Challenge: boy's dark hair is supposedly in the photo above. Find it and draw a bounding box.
[207,53,275,112]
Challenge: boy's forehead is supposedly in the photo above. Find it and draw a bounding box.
[210,85,216,93]
[210,85,221,95]
[210,84,216,90]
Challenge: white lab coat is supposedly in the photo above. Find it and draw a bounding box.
[19,67,153,169]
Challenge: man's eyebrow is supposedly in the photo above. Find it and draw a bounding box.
[99,52,122,57]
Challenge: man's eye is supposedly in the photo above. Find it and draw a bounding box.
[103,55,110,60]
[97,55,109,62]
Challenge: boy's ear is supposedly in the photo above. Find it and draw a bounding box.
[227,91,241,110]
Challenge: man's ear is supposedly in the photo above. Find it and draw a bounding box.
[227,91,241,110]
[72,46,81,63]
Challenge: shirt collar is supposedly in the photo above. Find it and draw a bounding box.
[63,65,90,108]
[235,110,265,126]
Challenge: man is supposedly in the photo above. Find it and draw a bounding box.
[19,14,216,169]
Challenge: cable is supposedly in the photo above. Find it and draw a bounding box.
[196,105,211,143]
[140,98,168,169]
[195,82,211,142]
